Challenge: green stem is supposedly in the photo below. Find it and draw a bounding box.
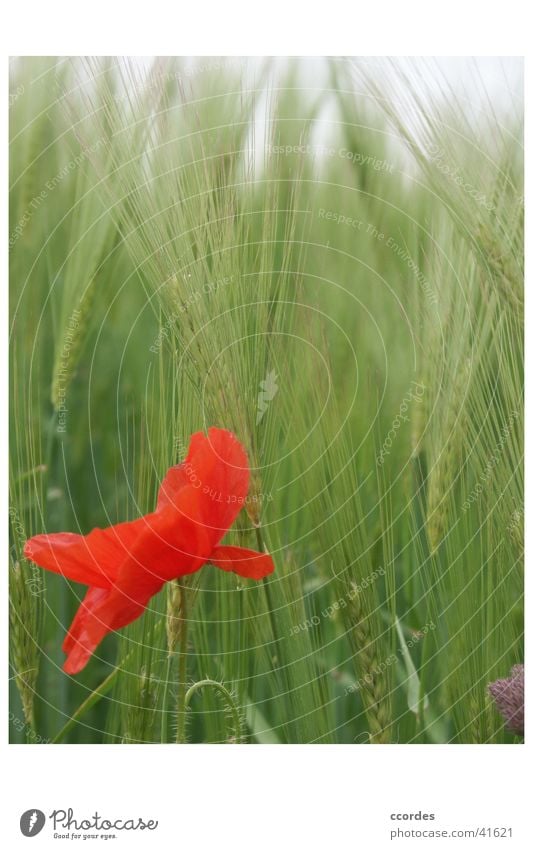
[255,524,266,554]
[255,524,280,646]
[415,557,441,742]
[175,580,189,744]
[160,653,173,744]
[161,580,181,744]
[43,408,59,515]
[185,679,242,743]
[52,620,164,744]
[32,408,58,742]
[52,666,119,743]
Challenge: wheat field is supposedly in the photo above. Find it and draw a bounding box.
[9,57,523,744]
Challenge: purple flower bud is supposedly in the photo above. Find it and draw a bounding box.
[488,664,524,735]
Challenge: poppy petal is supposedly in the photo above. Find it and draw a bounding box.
[62,586,111,672]
[174,428,251,547]
[156,463,190,510]
[118,502,211,584]
[23,518,148,588]
[62,580,161,675]
[155,429,250,549]
[210,545,275,580]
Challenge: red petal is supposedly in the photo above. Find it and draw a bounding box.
[159,429,251,549]
[156,463,190,510]
[62,586,111,672]
[24,495,212,591]
[210,545,275,580]
[23,519,147,587]
[62,580,160,674]
[108,503,210,587]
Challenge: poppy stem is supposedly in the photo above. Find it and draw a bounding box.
[160,653,173,744]
[254,524,266,554]
[184,680,242,743]
[175,580,189,744]
[161,580,182,744]
[254,523,281,647]
[52,620,165,744]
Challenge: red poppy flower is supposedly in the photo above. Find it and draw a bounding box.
[24,428,274,674]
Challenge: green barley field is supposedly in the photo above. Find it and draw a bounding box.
[9,57,523,744]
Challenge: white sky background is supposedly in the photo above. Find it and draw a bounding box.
[122,55,524,114]
[123,56,523,171]
[38,56,520,171]
[294,56,523,142]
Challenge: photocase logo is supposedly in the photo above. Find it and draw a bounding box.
[18,807,159,838]
[256,370,279,424]
[20,809,45,837]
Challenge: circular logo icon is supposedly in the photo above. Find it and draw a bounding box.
[20,810,46,837]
